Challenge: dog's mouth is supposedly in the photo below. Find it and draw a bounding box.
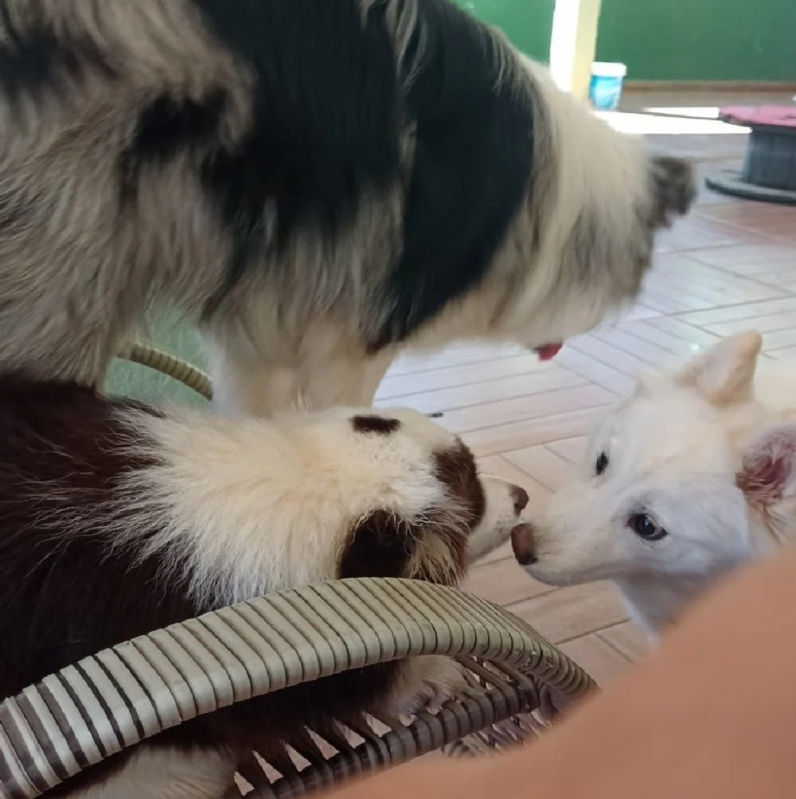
[533,344,563,361]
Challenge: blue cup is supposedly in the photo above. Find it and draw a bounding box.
[590,62,627,111]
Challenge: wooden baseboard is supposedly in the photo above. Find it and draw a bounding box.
[625,80,796,93]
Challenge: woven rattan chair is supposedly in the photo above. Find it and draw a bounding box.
[0,347,596,799]
[1,579,594,799]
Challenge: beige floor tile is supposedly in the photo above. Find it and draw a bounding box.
[616,302,662,321]
[685,242,796,271]
[463,558,553,606]
[378,366,582,415]
[555,348,636,395]
[767,346,796,362]
[462,406,605,458]
[656,215,768,252]
[559,633,633,686]
[439,384,614,435]
[676,295,796,328]
[657,252,788,298]
[568,334,652,376]
[619,319,710,357]
[642,315,721,348]
[649,258,784,306]
[508,583,629,644]
[388,343,526,376]
[639,284,717,315]
[546,436,587,465]
[473,539,515,565]
[591,326,677,366]
[598,621,650,664]
[504,445,578,492]
[377,353,551,400]
[696,201,796,227]
[698,308,796,337]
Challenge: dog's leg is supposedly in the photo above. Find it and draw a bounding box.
[204,330,394,415]
[0,301,127,388]
[383,656,470,717]
[67,746,236,799]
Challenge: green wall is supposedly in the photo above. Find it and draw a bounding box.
[454,0,555,62]
[596,0,796,82]
[456,0,796,82]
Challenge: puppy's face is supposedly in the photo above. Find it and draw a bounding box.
[281,407,528,587]
[516,332,790,591]
[520,380,752,588]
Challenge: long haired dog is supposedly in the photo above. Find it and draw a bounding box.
[0,376,528,798]
[511,332,796,641]
[0,0,694,415]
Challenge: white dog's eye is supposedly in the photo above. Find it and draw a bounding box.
[595,452,609,476]
[628,513,667,542]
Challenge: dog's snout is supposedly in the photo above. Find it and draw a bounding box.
[511,522,536,566]
[510,484,529,514]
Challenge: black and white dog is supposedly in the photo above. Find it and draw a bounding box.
[0,0,694,415]
[0,375,528,797]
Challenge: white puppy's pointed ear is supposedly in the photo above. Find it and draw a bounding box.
[738,423,796,506]
[676,331,762,405]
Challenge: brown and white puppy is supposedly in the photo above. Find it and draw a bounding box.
[0,0,694,415]
[0,375,527,798]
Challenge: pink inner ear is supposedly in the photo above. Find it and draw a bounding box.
[738,455,789,504]
[738,427,796,504]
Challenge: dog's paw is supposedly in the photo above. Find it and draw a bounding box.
[384,656,468,716]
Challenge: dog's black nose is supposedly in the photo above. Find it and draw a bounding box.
[511,523,537,566]
[510,484,530,514]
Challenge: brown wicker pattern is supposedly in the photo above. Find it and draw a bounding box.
[119,341,214,401]
[0,579,594,799]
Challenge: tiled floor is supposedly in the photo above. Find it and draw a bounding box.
[377,90,796,686]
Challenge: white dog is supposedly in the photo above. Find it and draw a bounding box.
[511,331,796,640]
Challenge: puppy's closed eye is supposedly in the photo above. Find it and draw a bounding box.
[595,452,609,476]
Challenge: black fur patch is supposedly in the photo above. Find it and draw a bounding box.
[0,377,182,707]
[117,0,533,342]
[351,414,402,435]
[0,7,116,101]
[368,0,536,350]
[189,0,403,286]
[339,509,415,580]
[118,92,228,201]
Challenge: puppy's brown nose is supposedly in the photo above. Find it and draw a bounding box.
[510,484,530,514]
[511,522,537,566]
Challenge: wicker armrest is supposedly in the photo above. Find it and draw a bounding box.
[0,578,594,799]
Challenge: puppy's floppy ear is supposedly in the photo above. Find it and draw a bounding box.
[338,507,467,585]
[737,423,796,507]
[675,331,762,405]
[339,510,412,580]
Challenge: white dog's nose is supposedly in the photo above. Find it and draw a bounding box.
[511,522,536,565]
